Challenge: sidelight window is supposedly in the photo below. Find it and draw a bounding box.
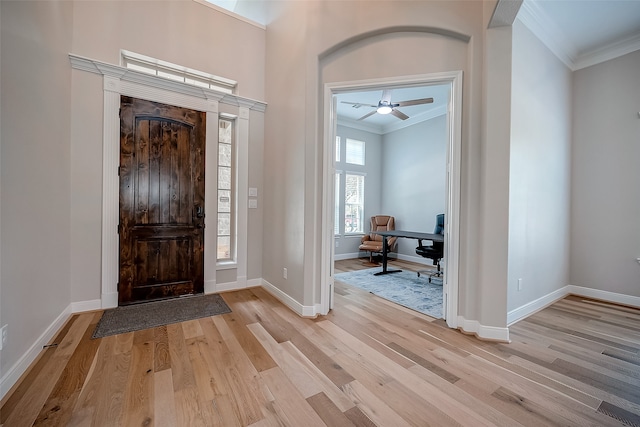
[335,137,366,235]
[217,118,235,262]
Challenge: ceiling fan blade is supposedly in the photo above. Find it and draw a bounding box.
[341,101,377,108]
[358,110,378,121]
[390,109,409,120]
[395,97,434,107]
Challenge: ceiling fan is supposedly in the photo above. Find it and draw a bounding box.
[341,89,434,121]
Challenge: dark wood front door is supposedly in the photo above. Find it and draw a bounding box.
[119,96,206,305]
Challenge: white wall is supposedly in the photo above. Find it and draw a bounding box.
[1,0,73,382]
[1,0,267,395]
[264,0,512,330]
[69,1,267,303]
[571,50,640,297]
[71,1,266,101]
[507,20,572,313]
[382,115,447,258]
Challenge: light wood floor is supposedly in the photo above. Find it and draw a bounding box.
[2,259,639,426]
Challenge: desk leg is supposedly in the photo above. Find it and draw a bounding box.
[374,236,402,276]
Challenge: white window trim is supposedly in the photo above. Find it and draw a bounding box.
[69,54,263,307]
[343,172,366,235]
[121,50,237,94]
[344,138,366,166]
[216,113,239,268]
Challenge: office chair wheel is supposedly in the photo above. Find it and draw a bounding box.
[417,272,421,277]
[428,277,432,283]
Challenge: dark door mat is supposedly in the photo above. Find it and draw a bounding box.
[92,293,231,339]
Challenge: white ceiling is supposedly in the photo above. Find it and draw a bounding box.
[335,0,640,131]
[517,0,640,69]
[335,85,450,135]
[206,0,640,129]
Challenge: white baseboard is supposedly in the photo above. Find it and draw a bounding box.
[213,278,261,293]
[507,284,640,326]
[567,285,640,308]
[261,279,319,317]
[334,252,360,261]
[71,299,102,313]
[456,316,510,342]
[333,252,432,266]
[0,305,72,400]
[396,253,433,265]
[507,286,568,326]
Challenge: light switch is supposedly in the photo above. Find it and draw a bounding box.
[248,199,258,209]
[249,187,258,197]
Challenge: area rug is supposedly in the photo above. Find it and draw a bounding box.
[334,268,442,318]
[92,293,231,339]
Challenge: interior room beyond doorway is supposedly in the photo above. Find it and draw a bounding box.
[332,83,449,318]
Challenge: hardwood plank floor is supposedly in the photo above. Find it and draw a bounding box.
[2,260,639,426]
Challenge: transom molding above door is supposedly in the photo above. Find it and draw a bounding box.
[69,54,267,112]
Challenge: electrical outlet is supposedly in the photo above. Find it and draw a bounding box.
[517,278,523,291]
[1,325,7,350]
[283,268,287,279]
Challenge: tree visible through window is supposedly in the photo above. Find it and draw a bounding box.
[345,174,364,233]
[218,118,235,261]
[335,172,341,235]
[335,137,366,235]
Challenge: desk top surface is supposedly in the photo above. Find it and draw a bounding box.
[373,229,444,242]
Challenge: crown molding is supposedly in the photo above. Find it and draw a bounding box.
[517,0,577,69]
[517,0,640,71]
[573,32,640,70]
[381,105,447,134]
[69,54,267,112]
[337,117,383,135]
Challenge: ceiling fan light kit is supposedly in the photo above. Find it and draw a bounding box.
[376,101,393,115]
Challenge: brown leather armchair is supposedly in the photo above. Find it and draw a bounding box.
[359,215,397,263]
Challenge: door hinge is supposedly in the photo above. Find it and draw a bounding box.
[117,224,121,234]
[117,166,121,176]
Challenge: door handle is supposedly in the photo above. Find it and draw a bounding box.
[195,205,204,218]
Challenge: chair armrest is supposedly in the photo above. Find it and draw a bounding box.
[361,234,371,244]
[388,236,398,250]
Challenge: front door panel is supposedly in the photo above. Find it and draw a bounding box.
[119,96,206,305]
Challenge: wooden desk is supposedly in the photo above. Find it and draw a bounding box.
[372,230,444,276]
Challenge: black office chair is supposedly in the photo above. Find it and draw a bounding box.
[416,213,444,283]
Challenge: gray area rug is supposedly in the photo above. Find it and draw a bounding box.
[335,268,442,318]
[92,293,231,339]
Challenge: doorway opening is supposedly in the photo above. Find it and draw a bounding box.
[321,72,462,329]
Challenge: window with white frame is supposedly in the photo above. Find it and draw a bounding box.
[344,173,365,234]
[335,137,366,235]
[217,118,235,261]
[334,171,341,235]
[121,50,237,94]
[345,138,365,165]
